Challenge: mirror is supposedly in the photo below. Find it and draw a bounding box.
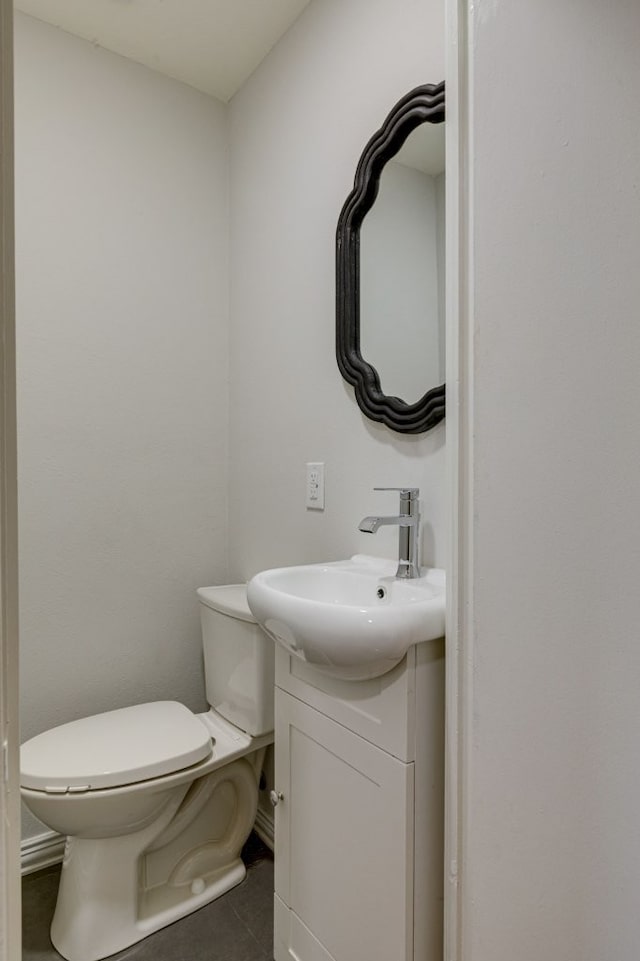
[360,124,445,403]
[336,83,445,433]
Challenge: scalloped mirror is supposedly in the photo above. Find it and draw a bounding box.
[336,83,445,434]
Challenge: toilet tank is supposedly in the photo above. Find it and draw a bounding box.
[196,584,274,736]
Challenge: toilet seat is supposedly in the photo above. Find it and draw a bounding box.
[20,701,212,793]
[19,707,272,846]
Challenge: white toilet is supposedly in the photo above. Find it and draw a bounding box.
[20,585,274,961]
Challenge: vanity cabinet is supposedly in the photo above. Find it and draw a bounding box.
[272,639,445,961]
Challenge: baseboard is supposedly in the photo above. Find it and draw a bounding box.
[21,830,65,876]
[253,806,274,851]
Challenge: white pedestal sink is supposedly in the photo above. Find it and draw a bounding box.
[247,554,445,680]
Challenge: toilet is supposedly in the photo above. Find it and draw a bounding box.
[20,585,274,961]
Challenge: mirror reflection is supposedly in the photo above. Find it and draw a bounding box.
[359,123,445,404]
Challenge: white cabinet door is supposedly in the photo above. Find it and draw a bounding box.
[274,690,415,961]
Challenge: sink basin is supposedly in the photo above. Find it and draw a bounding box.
[247,554,445,680]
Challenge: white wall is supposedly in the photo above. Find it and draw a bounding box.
[14,14,229,838]
[227,0,446,582]
[463,1,640,957]
[14,0,447,846]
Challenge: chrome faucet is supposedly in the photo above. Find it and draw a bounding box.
[358,487,421,579]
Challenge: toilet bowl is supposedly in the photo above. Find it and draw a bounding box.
[20,585,274,961]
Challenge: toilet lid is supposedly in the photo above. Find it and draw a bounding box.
[20,701,212,792]
[196,584,256,622]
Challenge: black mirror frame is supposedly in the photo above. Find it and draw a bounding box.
[336,82,446,434]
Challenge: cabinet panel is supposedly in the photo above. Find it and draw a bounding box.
[274,690,414,961]
[275,894,335,961]
[275,645,416,760]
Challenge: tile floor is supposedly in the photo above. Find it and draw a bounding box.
[22,834,274,961]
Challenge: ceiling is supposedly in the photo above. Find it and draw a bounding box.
[395,124,445,177]
[13,0,312,102]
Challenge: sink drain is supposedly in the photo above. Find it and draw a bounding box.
[376,587,386,600]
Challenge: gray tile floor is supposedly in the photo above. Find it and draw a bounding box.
[22,834,274,961]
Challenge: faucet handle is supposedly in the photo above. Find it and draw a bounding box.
[373,487,419,498]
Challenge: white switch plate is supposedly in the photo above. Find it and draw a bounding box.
[306,462,325,510]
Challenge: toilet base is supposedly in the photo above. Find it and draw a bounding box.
[49,755,261,961]
[52,837,247,961]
